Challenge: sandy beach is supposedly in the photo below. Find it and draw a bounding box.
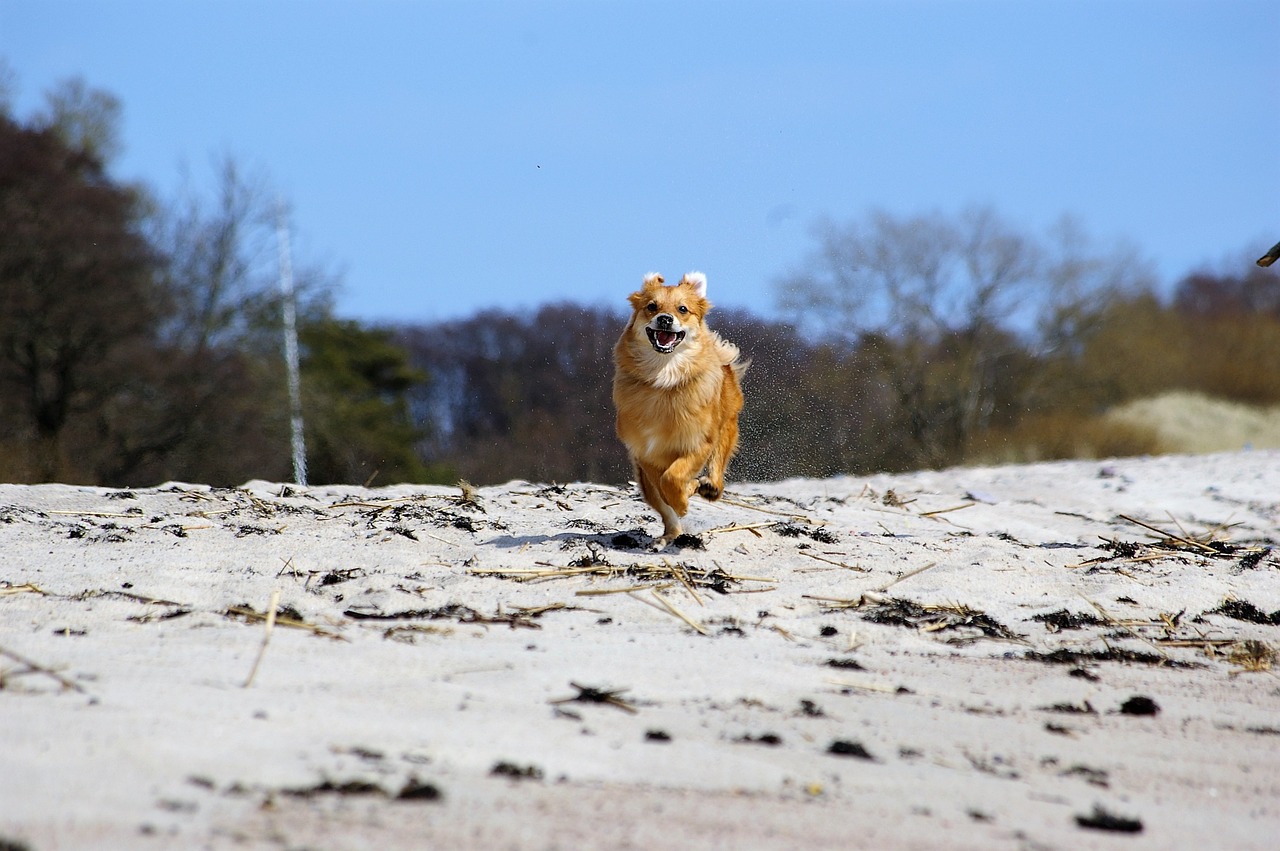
[2,451,1278,849]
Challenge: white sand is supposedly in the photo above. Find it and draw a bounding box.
[2,451,1279,849]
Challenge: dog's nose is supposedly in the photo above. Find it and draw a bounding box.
[654,313,675,330]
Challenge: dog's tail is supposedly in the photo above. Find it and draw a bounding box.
[713,334,751,379]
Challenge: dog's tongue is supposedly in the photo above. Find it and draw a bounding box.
[655,330,678,348]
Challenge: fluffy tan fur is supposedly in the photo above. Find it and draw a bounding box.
[612,272,748,546]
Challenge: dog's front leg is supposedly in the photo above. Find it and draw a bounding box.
[659,452,707,520]
[637,461,683,547]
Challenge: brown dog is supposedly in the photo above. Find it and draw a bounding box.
[613,272,748,547]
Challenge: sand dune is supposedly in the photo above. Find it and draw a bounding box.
[1106,391,1280,453]
[2,451,1278,849]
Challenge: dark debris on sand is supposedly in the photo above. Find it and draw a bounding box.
[859,598,1022,643]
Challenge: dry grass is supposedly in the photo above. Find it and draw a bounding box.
[0,643,85,693]
[242,588,281,688]
[1226,640,1276,675]
[969,411,1163,464]
[1072,514,1263,570]
[469,561,774,594]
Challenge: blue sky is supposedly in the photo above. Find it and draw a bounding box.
[3,0,1277,324]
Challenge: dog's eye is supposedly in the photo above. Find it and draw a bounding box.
[678,305,689,314]
[646,302,657,312]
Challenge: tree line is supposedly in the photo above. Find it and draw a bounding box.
[393,254,1278,486]
[0,77,439,486]
[3,75,1276,487]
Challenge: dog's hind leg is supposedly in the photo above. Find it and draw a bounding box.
[697,415,738,501]
[636,461,682,545]
[697,370,744,501]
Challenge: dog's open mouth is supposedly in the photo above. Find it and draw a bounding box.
[646,327,686,354]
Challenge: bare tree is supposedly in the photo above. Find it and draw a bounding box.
[779,207,1047,467]
[1025,217,1159,415]
[149,156,316,353]
[125,156,341,485]
[1036,217,1154,358]
[33,76,124,165]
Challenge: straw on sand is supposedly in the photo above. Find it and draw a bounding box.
[0,643,85,693]
[630,589,709,635]
[803,561,940,609]
[242,588,281,688]
[0,583,44,597]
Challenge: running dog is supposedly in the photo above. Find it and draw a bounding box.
[612,272,748,547]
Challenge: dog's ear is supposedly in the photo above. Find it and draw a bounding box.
[629,273,664,310]
[679,271,707,299]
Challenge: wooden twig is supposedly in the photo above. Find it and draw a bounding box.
[704,521,773,537]
[825,677,897,693]
[770,624,798,642]
[0,643,85,693]
[650,589,708,635]
[1155,638,1234,649]
[328,495,435,511]
[1118,514,1219,554]
[879,561,940,591]
[576,582,676,596]
[0,583,44,597]
[672,562,705,607]
[713,570,776,583]
[716,494,820,524]
[798,551,870,573]
[803,592,890,610]
[510,603,573,617]
[629,590,708,635]
[225,606,343,639]
[242,588,281,688]
[802,562,938,610]
[78,588,185,607]
[918,502,975,518]
[473,564,614,581]
[141,521,212,532]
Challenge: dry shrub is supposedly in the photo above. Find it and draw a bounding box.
[1183,317,1280,404]
[1071,295,1193,406]
[967,411,1163,465]
[0,439,35,481]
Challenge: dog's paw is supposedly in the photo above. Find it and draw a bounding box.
[651,532,704,552]
[652,523,684,551]
[696,477,722,501]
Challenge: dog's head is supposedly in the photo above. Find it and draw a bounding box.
[626,272,711,355]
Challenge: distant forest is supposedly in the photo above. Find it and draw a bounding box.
[3,77,1278,487]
